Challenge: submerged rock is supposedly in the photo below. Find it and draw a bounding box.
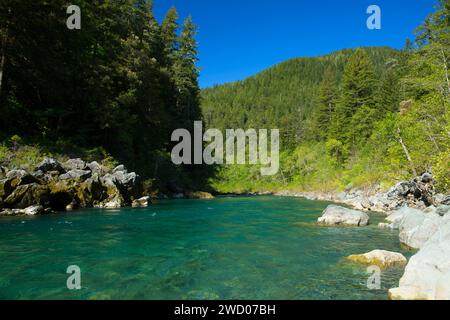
[347,250,407,268]
[317,205,370,226]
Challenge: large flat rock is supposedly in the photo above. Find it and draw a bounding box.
[317,205,370,226]
[397,207,441,249]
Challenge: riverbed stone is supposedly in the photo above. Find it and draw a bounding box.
[317,205,370,226]
[347,250,407,268]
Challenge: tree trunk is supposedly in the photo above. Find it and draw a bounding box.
[440,45,450,96]
[0,8,10,98]
[0,46,5,96]
[397,128,417,177]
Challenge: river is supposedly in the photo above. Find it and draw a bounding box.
[0,196,409,299]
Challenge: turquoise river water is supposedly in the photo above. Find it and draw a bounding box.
[0,196,410,300]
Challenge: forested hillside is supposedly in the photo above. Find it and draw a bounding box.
[0,0,207,190]
[202,47,401,146]
[202,1,449,194]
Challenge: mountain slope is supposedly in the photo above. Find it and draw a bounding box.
[201,47,400,144]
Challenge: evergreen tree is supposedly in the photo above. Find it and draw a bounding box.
[376,59,402,114]
[312,66,338,140]
[161,6,179,67]
[331,48,376,153]
[173,16,201,123]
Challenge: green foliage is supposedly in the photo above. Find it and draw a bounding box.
[202,47,398,148]
[0,1,204,190]
[433,151,450,192]
[204,1,450,194]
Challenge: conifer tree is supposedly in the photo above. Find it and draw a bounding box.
[313,66,338,140]
[161,6,179,67]
[331,48,376,152]
[173,16,201,123]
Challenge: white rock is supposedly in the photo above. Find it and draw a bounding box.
[23,205,44,216]
[398,207,441,249]
[132,196,150,208]
[317,205,370,226]
[347,250,407,268]
[389,217,450,300]
[378,222,394,229]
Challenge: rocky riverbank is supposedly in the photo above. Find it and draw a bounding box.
[0,157,216,216]
[0,158,146,216]
[282,173,449,300]
[274,173,449,213]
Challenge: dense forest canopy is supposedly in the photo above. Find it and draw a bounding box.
[202,1,449,194]
[0,1,448,195]
[0,0,207,191]
[201,47,401,147]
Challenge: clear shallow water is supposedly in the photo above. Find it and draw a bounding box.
[0,196,410,300]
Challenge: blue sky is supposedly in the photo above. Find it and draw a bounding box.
[153,0,437,88]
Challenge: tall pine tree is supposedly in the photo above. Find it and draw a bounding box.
[331,48,376,154]
[312,66,337,140]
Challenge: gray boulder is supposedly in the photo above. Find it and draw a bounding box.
[421,173,433,183]
[63,158,86,171]
[4,183,50,209]
[35,158,65,174]
[389,216,450,300]
[132,196,150,208]
[385,206,414,229]
[437,205,450,217]
[398,207,441,249]
[59,169,92,181]
[5,169,40,187]
[23,205,44,216]
[387,182,414,199]
[0,166,8,179]
[317,205,370,226]
[112,164,127,174]
[86,161,103,175]
[442,195,450,206]
[0,205,44,216]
